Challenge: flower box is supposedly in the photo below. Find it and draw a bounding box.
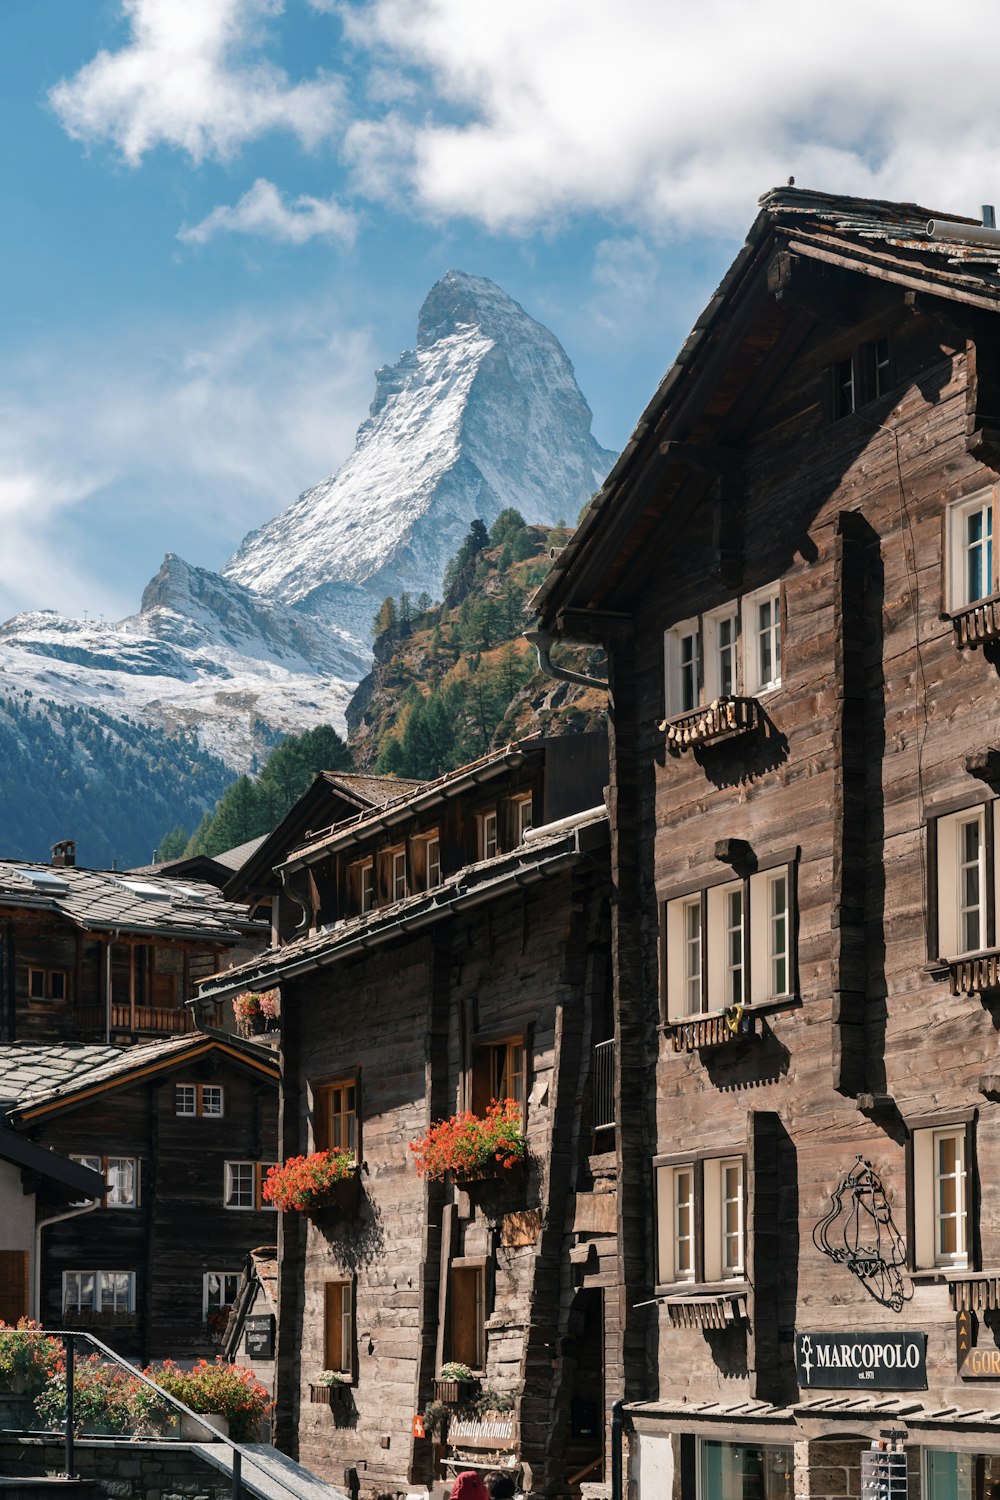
[453,1157,525,1192]
[305,1170,362,1218]
[433,1378,477,1404]
[310,1382,350,1406]
[409,1099,527,1183]
[262,1153,361,1214]
[180,1411,229,1441]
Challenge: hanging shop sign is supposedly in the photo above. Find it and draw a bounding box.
[812,1157,912,1311]
[795,1331,927,1390]
[956,1309,1000,1378]
[245,1314,275,1360]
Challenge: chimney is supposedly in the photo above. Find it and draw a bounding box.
[51,840,76,869]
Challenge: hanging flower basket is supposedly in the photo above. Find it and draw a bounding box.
[232,990,279,1038]
[262,1152,360,1215]
[310,1373,351,1405]
[408,1099,526,1184]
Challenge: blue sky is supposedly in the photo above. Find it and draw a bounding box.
[2,0,997,621]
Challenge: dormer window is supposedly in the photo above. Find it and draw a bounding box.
[349,858,374,915]
[390,848,407,902]
[512,795,533,843]
[411,832,442,892]
[828,337,894,419]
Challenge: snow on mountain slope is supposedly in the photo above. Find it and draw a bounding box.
[224,270,616,642]
[0,555,365,771]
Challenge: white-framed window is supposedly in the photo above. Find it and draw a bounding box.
[933,803,1000,958]
[479,810,498,861]
[224,1161,276,1211]
[948,491,997,611]
[655,1155,746,1287]
[203,1271,241,1320]
[912,1124,970,1271]
[663,865,794,1022]
[70,1155,139,1209]
[512,794,533,843]
[703,607,740,701]
[349,858,374,914]
[664,584,782,718]
[63,1270,135,1315]
[742,586,782,694]
[391,848,407,902]
[175,1083,224,1118]
[425,836,441,889]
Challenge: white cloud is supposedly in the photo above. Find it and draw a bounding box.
[341,0,1000,234]
[50,0,343,165]
[179,178,358,245]
[0,304,378,619]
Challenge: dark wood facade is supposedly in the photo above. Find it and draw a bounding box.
[536,189,1000,1500]
[6,1036,279,1363]
[200,737,615,1496]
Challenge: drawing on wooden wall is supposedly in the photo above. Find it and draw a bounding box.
[812,1156,911,1311]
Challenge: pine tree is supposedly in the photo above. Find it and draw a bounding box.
[373,597,398,638]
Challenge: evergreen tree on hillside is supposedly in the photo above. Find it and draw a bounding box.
[157,825,189,862]
[489,507,527,545]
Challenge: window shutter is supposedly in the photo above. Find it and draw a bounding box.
[912,1129,934,1270]
[376,852,391,905]
[702,1157,723,1283]
[449,1266,484,1369]
[324,1282,344,1371]
[655,1165,673,1286]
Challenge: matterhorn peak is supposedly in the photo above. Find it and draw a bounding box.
[223,271,615,642]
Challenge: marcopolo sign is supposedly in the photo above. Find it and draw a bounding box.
[795,1331,927,1390]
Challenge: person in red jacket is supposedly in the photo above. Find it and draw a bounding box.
[449,1473,490,1500]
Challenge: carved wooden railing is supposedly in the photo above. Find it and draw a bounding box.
[948,949,1000,996]
[951,597,1000,649]
[662,696,761,754]
[75,1003,194,1034]
[663,1289,748,1330]
[948,1272,1000,1312]
[667,1008,758,1053]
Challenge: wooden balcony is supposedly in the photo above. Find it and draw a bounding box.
[949,948,1000,997]
[75,1003,195,1035]
[662,696,761,754]
[950,596,1000,649]
[666,1008,758,1053]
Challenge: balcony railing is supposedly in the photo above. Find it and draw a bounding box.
[662,696,761,754]
[592,1038,615,1132]
[948,948,1000,996]
[75,1003,194,1035]
[950,596,1000,650]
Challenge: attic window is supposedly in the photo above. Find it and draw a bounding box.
[114,880,171,902]
[2,866,69,894]
[170,885,207,905]
[827,337,893,420]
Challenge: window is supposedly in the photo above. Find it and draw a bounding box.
[663,864,795,1022]
[27,968,69,1001]
[699,1441,794,1500]
[411,832,442,892]
[948,492,997,610]
[872,336,891,398]
[324,1280,354,1375]
[224,1161,276,1211]
[933,803,1000,958]
[479,810,498,861]
[390,847,407,902]
[742,587,781,694]
[349,859,374,914]
[655,1156,746,1286]
[175,1083,224,1118]
[203,1272,241,1320]
[664,585,782,718]
[70,1155,139,1209]
[836,356,856,418]
[923,1450,975,1500]
[828,339,893,421]
[314,1079,358,1157]
[63,1271,135,1316]
[448,1263,485,1370]
[472,1036,526,1120]
[912,1124,972,1270]
[512,795,533,843]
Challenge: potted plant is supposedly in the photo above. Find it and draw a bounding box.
[145,1358,270,1443]
[262,1150,361,1215]
[232,989,279,1038]
[433,1362,478,1404]
[34,1355,170,1437]
[409,1099,526,1186]
[309,1370,352,1405]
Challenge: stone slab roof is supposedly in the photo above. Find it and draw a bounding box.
[319,771,426,806]
[0,860,265,941]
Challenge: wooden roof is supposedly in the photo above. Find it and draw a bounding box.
[534,185,999,629]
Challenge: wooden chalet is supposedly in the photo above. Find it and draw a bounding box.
[533,186,1000,1500]
[1,1032,279,1362]
[198,735,616,1496]
[0,842,266,1044]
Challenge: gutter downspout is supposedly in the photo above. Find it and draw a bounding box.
[33,1201,98,1322]
[524,627,608,691]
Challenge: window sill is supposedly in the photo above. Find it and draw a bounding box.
[660,696,762,754]
[662,996,800,1053]
[945,595,1000,649]
[942,949,1000,996]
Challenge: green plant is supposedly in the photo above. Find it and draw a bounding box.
[0,1320,62,1396]
[34,1355,170,1436]
[409,1098,526,1181]
[262,1150,357,1212]
[145,1359,270,1443]
[438,1362,474,1381]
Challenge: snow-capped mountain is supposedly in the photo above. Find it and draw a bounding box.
[0,270,614,860]
[224,270,616,642]
[0,555,365,771]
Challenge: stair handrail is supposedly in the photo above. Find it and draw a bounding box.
[5,1327,319,1500]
